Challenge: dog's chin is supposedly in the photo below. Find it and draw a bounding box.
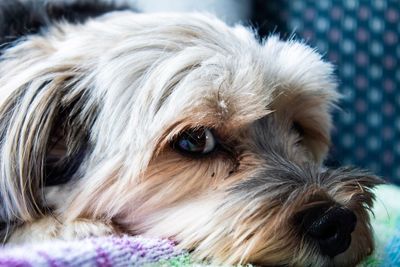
[116,190,374,267]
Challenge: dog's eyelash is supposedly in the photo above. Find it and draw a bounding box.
[171,128,218,157]
[291,121,305,145]
[291,122,305,137]
[171,128,237,160]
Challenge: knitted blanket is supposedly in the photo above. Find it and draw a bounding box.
[0,236,191,267]
[364,184,400,267]
[0,185,398,267]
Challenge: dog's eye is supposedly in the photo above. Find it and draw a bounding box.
[292,122,305,145]
[174,128,217,155]
[292,122,305,136]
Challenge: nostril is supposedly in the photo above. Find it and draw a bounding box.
[309,218,338,240]
[296,205,357,258]
[307,207,356,239]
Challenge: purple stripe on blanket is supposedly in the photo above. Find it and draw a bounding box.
[92,239,112,267]
[0,235,182,267]
[0,258,31,267]
[38,251,63,267]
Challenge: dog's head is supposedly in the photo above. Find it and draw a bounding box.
[0,12,381,266]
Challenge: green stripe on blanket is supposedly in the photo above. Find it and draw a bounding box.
[156,254,254,267]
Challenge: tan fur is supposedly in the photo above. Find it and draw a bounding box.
[0,12,381,266]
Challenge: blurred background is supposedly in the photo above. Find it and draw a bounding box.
[132,0,400,184]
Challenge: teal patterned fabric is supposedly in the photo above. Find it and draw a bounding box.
[275,0,400,183]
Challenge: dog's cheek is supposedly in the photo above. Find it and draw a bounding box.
[132,193,303,265]
[110,151,238,224]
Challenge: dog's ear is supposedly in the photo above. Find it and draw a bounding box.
[0,38,94,230]
[263,37,339,164]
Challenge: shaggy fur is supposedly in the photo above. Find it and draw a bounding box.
[0,2,381,266]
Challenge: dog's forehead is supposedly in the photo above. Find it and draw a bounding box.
[92,14,337,144]
[148,37,337,131]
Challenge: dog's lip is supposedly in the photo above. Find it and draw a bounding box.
[168,238,179,246]
[164,235,179,245]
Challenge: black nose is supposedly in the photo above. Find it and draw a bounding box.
[299,205,357,257]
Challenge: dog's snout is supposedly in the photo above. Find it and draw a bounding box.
[299,205,357,258]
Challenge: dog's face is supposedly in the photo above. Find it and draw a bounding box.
[0,12,380,266]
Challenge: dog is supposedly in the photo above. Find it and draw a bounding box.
[0,1,382,266]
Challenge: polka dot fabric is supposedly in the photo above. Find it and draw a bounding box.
[281,0,399,183]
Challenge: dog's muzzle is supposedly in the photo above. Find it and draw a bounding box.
[298,205,357,258]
